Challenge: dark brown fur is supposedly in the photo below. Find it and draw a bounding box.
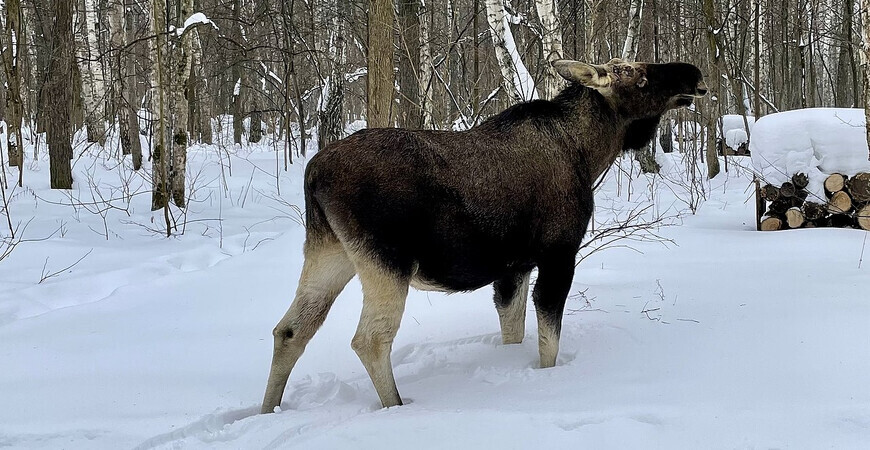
[304,61,706,289]
[262,59,707,412]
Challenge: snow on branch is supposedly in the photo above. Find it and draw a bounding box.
[174,12,218,37]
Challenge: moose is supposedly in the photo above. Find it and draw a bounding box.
[261,58,707,412]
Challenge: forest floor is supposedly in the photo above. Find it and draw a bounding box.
[1,133,868,449]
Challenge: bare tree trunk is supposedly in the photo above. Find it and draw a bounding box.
[621,0,643,61]
[485,0,537,102]
[150,0,169,211]
[109,0,142,170]
[397,0,421,128]
[534,0,565,99]
[754,0,762,116]
[2,0,24,175]
[587,0,604,61]
[471,0,480,119]
[367,0,395,127]
[633,0,658,174]
[231,0,245,143]
[702,0,722,179]
[318,0,346,149]
[420,0,434,129]
[189,32,212,146]
[46,0,74,189]
[170,0,196,208]
[75,0,106,145]
[861,0,870,161]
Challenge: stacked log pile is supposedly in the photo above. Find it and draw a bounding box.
[757,172,870,231]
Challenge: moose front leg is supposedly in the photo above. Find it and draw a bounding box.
[493,272,530,344]
[531,254,576,368]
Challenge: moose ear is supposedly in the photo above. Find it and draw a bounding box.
[552,60,611,89]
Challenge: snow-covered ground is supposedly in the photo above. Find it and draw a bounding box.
[1,132,869,449]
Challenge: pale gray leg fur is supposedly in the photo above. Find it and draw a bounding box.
[496,272,530,344]
[350,259,409,408]
[261,239,355,413]
[536,310,560,368]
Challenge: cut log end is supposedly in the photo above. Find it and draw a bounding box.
[858,205,870,231]
[785,207,805,228]
[760,216,783,231]
[827,190,853,214]
[847,172,870,203]
[824,173,846,194]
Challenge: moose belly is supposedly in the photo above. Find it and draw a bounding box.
[409,255,534,293]
[408,275,454,293]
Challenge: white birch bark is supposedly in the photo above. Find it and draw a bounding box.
[755,0,767,111]
[420,0,433,128]
[485,0,538,102]
[534,0,564,99]
[621,0,643,61]
[75,0,106,144]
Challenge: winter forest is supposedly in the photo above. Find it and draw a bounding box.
[2,0,870,448]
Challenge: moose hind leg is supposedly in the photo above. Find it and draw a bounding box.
[261,239,355,414]
[350,260,409,408]
[532,255,575,368]
[493,272,530,344]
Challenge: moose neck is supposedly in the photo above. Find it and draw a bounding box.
[553,84,661,181]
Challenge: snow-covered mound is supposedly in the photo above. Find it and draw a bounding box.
[750,108,870,200]
[721,114,754,149]
[724,128,748,149]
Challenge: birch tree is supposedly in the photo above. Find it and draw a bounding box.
[419,0,434,128]
[534,0,565,99]
[485,0,537,102]
[76,0,107,145]
[622,0,643,61]
[169,0,197,207]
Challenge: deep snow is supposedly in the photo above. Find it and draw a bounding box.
[1,130,869,449]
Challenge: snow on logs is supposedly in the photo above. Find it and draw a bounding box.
[759,173,870,231]
[750,108,870,231]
